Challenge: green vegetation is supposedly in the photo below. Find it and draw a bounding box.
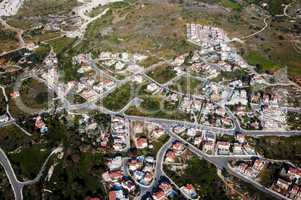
[140,96,161,112]
[245,52,279,73]
[211,69,250,83]
[8,145,50,180]
[25,31,61,46]
[126,104,191,122]
[140,56,161,68]
[33,44,51,63]
[287,112,301,131]
[66,93,87,104]
[19,78,54,110]
[0,125,31,152]
[247,136,301,166]
[48,36,76,55]
[0,91,6,115]
[77,1,196,59]
[6,0,78,29]
[224,171,275,200]
[165,156,229,200]
[147,64,177,84]
[43,152,107,199]
[88,6,106,18]
[259,164,281,187]
[126,94,191,121]
[221,0,241,10]
[0,168,14,200]
[103,83,131,111]
[0,27,18,53]
[152,134,169,154]
[170,76,204,95]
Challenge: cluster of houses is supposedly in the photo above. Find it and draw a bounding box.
[228,88,287,130]
[144,83,234,129]
[234,159,301,200]
[72,53,116,102]
[127,155,155,186]
[132,121,167,151]
[230,104,262,130]
[173,126,256,156]
[102,156,139,200]
[227,88,248,106]
[179,96,233,128]
[151,180,182,200]
[251,90,287,130]
[164,141,198,199]
[111,116,130,152]
[233,159,266,178]
[187,24,229,48]
[42,51,115,103]
[164,140,185,163]
[97,51,147,73]
[186,24,249,77]
[272,166,301,199]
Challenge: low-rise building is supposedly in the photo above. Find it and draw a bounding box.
[287,167,301,181]
[253,159,265,172]
[216,141,231,155]
[136,138,148,149]
[181,184,198,199]
[165,151,176,163]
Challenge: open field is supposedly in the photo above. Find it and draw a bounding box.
[47,36,76,55]
[147,64,177,84]
[75,0,197,60]
[0,124,31,152]
[247,136,301,166]
[170,76,205,95]
[5,0,78,30]
[8,144,50,180]
[165,153,229,200]
[0,25,19,54]
[102,83,132,111]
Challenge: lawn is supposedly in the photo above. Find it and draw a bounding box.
[287,112,301,131]
[152,134,170,155]
[33,44,51,63]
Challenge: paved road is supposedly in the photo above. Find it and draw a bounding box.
[0,148,23,200]
[163,126,289,200]
[0,147,62,200]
